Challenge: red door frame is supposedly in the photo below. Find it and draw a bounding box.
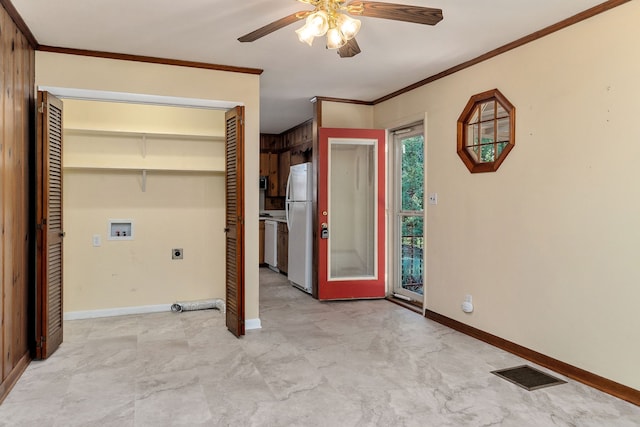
[318,128,386,300]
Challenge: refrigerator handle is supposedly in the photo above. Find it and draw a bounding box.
[286,204,290,229]
[285,169,292,201]
[285,171,292,229]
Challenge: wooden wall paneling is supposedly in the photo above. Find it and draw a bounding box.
[0,7,6,385]
[0,1,34,402]
[11,11,28,378]
[13,24,27,375]
[3,13,17,380]
[17,26,30,372]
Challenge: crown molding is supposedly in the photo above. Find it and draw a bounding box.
[37,45,263,75]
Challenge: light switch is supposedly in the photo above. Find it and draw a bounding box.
[92,234,102,247]
[428,193,438,205]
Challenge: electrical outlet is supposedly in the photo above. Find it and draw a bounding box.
[92,234,101,247]
[462,294,474,313]
[172,248,183,260]
[428,193,438,205]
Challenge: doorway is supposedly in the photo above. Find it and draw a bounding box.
[35,89,246,358]
[317,127,386,300]
[391,123,425,303]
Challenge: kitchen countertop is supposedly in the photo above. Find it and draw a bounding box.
[260,210,287,223]
[260,216,287,223]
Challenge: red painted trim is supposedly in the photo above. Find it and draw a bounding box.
[318,128,386,300]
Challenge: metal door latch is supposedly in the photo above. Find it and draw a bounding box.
[321,223,329,239]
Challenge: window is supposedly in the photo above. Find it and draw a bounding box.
[457,89,515,173]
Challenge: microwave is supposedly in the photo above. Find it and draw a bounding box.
[259,176,268,190]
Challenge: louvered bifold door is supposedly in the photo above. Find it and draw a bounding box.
[225,106,245,337]
[35,91,64,359]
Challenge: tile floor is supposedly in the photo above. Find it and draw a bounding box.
[0,268,638,426]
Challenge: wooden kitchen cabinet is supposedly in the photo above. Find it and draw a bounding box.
[259,220,265,265]
[259,153,269,176]
[260,133,282,151]
[261,150,292,197]
[278,151,291,197]
[277,222,288,274]
[267,153,279,197]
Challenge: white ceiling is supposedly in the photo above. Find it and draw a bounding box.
[11,0,607,133]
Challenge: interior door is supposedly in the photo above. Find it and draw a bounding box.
[35,91,64,359]
[225,106,245,337]
[318,128,386,300]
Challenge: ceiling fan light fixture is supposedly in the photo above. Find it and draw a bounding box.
[326,27,346,49]
[295,24,316,46]
[337,14,361,40]
[306,10,329,37]
[238,1,444,59]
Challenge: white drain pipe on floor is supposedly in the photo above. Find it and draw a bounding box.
[170,298,226,314]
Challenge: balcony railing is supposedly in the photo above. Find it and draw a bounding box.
[401,234,423,294]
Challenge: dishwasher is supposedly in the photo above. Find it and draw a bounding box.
[264,220,278,271]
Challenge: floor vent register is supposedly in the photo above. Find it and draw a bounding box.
[491,365,567,391]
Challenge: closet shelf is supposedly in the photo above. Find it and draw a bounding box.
[64,128,226,174]
[64,127,224,142]
[63,165,225,173]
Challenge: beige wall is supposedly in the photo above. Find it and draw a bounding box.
[63,100,226,136]
[374,2,640,389]
[321,101,374,128]
[36,53,261,321]
[63,169,225,311]
[62,100,226,312]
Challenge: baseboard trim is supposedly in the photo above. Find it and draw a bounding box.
[386,296,422,314]
[64,304,173,320]
[245,318,262,330]
[65,305,260,332]
[424,309,640,406]
[0,352,31,404]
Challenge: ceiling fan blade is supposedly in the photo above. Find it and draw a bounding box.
[338,38,361,58]
[238,12,305,43]
[347,1,443,26]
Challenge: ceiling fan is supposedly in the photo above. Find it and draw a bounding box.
[238,0,443,58]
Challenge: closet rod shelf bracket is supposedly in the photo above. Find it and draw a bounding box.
[141,169,147,192]
[141,134,147,158]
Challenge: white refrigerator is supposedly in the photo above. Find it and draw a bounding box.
[286,162,313,294]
